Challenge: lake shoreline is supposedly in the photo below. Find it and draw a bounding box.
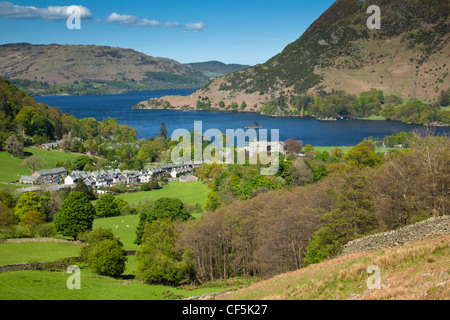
[36,90,449,145]
[133,105,449,127]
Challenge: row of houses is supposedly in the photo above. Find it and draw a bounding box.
[18,163,199,194]
[20,167,69,185]
[63,163,198,189]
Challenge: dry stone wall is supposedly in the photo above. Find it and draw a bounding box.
[340,216,450,256]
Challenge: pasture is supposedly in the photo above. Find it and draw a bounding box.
[0,242,81,266]
[0,147,81,183]
[0,269,234,300]
[117,181,210,208]
[93,215,140,250]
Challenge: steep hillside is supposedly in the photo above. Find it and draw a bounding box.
[0,43,209,96]
[185,61,250,79]
[136,0,449,112]
[0,76,138,150]
[217,234,450,300]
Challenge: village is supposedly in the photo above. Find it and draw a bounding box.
[15,136,289,195]
[17,163,200,195]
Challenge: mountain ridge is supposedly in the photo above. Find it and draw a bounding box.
[0,43,210,96]
[185,61,250,79]
[135,0,449,113]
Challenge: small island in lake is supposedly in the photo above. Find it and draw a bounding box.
[245,122,263,129]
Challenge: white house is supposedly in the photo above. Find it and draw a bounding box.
[64,175,77,186]
[139,173,153,183]
[244,141,285,155]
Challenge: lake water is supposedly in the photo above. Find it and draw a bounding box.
[36,90,449,146]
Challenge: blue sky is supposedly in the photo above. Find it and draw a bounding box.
[0,0,336,65]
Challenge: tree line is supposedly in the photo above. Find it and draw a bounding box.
[137,132,449,284]
[261,88,450,125]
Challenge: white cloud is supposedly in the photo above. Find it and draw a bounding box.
[0,1,92,21]
[102,12,160,27]
[184,22,206,32]
[0,2,206,33]
[164,21,180,28]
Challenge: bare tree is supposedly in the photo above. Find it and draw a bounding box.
[4,135,24,157]
[22,156,45,174]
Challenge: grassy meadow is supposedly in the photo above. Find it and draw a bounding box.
[0,242,249,300]
[117,181,210,207]
[0,147,81,184]
[94,181,211,250]
[93,215,140,250]
[0,242,82,266]
[0,268,241,300]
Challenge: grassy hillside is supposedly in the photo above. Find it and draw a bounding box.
[0,43,209,95]
[219,235,450,300]
[186,61,250,79]
[94,181,211,249]
[0,268,239,300]
[117,181,210,208]
[93,215,140,250]
[0,147,81,183]
[140,0,449,111]
[0,243,81,266]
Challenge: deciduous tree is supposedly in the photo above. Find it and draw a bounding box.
[53,192,95,240]
[4,135,23,157]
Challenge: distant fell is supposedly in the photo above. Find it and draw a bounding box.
[185,61,250,79]
[0,43,210,96]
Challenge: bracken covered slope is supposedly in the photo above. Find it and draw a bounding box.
[217,234,450,300]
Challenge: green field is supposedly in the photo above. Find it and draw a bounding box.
[0,269,236,300]
[0,243,244,300]
[0,243,81,266]
[0,147,81,183]
[94,181,211,250]
[117,181,210,207]
[93,215,140,250]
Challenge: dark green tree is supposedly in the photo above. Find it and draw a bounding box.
[74,180,96,200]
[136,218,194,284]
[79,227,121,261]
[73,155,94,171]
[303,174,380,265]
[53,192,95,240]
[159,123,168,139]
[0,190,15,208]
[95,193,121,218]
[149,174,160,190]
[135,198,191,245]
[438,89,449,107]
[87,239,127,277]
